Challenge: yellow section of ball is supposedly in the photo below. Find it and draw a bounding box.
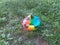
[28,25,35,31]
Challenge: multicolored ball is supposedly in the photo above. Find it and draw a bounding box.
[22,15,41,31]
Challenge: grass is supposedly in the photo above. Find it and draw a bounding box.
[0,0,60,45]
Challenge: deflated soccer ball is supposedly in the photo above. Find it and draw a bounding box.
[22,15,41,31]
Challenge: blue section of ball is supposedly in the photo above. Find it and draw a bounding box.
[30,15,41,27]
[33,16,41,26]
